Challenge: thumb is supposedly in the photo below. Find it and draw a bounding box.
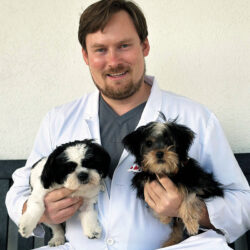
[156,174,176,192]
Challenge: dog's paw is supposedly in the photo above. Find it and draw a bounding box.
[19,223,34,238]
[84,224,102,239]
[100,183,105,192]
[18,214,38,238]
[48,236,65,247]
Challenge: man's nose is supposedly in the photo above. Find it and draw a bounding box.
[107,49,120,68]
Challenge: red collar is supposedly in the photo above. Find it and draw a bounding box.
[128,164,142,173]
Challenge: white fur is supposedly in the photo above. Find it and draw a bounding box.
[65,144,87,165]
[151,122,166,136]
[19,145,104,246]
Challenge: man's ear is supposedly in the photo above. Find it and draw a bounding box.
[82,48,89,65]
[142,38,150,57]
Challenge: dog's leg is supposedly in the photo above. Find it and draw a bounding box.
[178,192,203,235]
[79,197,102,239]
[19,188,47,238]
[44,223,65,247]
[156,213,172,225]
[162,219,184,247]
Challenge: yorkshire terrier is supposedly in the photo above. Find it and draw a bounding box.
[122,114,223,247]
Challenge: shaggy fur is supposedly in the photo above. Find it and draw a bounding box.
[18,139,110,247]
[122,116,223,247]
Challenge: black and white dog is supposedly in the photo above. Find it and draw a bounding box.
[123,116,223,247]
[19,139,110,247]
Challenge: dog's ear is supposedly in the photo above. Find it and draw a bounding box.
[97,150,110,178]
[86,142,111,178]
[99,150,110,178]
[41,155,56,189]
[41,146,66,189]
[168,122,195,160]
[122,126,146,158]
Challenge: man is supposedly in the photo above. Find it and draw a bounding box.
[6,0,250,249]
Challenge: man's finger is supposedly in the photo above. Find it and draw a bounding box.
[144,183,156,208]
[45,188,75,202]
[52,200,83,222]
[144,181,164,206]
[156,175,177,192]
[147,181,164,201]
[48,196,83,211]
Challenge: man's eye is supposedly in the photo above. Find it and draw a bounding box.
[95,48,105,53]
[145,140,153,147]
[120,44,130,49]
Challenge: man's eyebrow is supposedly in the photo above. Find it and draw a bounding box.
[118,39,134,44]
[90,39,134,49]
[90,43,105,49]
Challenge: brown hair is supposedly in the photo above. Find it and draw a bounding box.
[78,0,148,50]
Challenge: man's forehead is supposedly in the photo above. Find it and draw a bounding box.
[85,11,139,45]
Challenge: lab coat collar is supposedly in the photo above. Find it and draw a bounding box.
[82,90,99,121]
[137,75,163,127]
[118,75,163,166]
[82,75,163,158]
[83,75,162,119]
[82,90,101,144]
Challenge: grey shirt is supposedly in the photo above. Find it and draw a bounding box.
[99,95,146,178]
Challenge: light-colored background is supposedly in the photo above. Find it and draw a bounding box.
[1,0,249,159]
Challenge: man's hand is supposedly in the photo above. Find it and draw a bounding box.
[144,175,215,229]
[144,175,183,218]
[22,188,83,225]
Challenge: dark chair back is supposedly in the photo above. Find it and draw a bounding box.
[0,160,51,250]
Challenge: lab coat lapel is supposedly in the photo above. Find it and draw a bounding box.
[137,76,163,127]
[118,76,163,165]
[82,78,164,168]
[82,91,101,144]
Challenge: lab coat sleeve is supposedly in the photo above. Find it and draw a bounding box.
[5,111,54,236]
[200,113,250,243]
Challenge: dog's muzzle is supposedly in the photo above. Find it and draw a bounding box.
[156,150,166,164]
[78,172,89,184]
[156,151,164,159]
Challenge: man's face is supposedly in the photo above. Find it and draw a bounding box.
[82,10,150,100]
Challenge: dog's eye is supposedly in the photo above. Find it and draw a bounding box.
[66,162,77,171]
[145,140,153,148]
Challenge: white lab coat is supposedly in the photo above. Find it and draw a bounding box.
[6,76,250,250]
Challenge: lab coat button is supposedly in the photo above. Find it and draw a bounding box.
[106,238,114,245]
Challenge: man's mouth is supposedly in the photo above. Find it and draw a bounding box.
[106,71,128,78]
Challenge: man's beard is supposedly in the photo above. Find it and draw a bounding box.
[92,63,146,100]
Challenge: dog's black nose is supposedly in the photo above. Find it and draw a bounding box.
[78,172,89,183]
[156,151,164,159]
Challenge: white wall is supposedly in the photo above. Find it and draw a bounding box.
[1,0,249,159]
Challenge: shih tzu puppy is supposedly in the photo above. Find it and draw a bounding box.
[19,139,110,247]
[122,115,223,247]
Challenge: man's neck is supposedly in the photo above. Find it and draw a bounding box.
[101,82,151,116]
